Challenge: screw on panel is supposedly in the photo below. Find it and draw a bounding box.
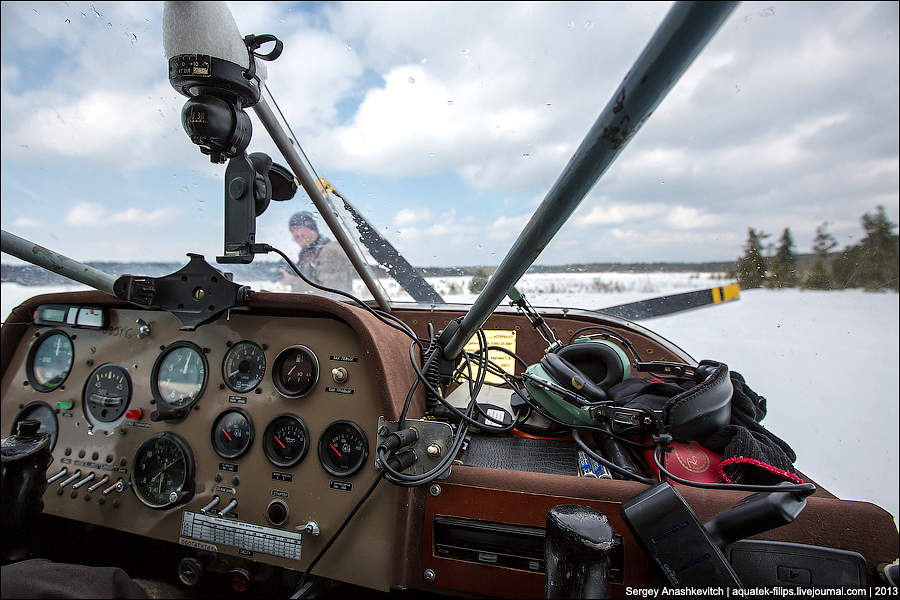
[378,426,389,437]
[429,484,441,497]
[423,569,435,582]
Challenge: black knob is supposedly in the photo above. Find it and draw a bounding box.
[15,420,40,437]
[267,500,288,526]
[545,505,617,599]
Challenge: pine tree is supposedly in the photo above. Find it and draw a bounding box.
[803,222,837,289]
[857,206,899,291]
[736,228,769,289]
[767,228,798,288]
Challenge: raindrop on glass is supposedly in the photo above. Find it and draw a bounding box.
[65,18,71,24]
[447,100,454,105]
[460,49,470,56]
[522,153,531,159]
[567,20,575,29]
[408,76,415,84]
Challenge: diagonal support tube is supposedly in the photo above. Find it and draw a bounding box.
[253,96,393,312]
[444,1,738,358]
[1,229,116,295]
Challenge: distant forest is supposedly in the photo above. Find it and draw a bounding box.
[4,206,897,290]
[734,206,899,292]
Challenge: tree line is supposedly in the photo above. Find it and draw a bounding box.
[734,206,899,292]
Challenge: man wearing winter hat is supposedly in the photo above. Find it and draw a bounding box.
[279,211,355,293]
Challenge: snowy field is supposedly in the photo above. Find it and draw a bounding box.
[2,275,898,522]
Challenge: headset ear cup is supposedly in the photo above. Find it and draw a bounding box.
[540,353,608,403]
[557,341,627,389]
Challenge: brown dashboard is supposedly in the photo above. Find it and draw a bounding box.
[2,290,897,596]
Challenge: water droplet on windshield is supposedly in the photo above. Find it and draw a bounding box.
[420,57,428,64]
[345,44,353,52]
[522,153,531,159]
[460,49,470,56]
[759,6,776,17]
[447,100,454,105]
[408,76,415,84]
[92,4,102,18]
[65,18,71,24]
[567,20,575,29]
[584,21,595,30]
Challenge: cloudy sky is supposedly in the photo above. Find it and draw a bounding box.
[1,1,897,268]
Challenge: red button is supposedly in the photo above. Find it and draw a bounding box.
[125,409,142,420]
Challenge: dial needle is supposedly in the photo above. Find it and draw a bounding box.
[222,428,233,442]
[274,435,286,449]
[330,443,342,457]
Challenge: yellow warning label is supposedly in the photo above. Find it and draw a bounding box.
[458,329,518,385]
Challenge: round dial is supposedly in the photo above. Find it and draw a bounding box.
[272,345,318,399]
[318,421,369,478]
[12,401,58,451]
[132,432,195,509]
[152,342,208,409]
[27,330,74,392]
[211,408,254,459]
[263,414,310,468]
[83,364,132,423]
[222,341,266,393]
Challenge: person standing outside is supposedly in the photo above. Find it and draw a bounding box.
[280,211,356,293]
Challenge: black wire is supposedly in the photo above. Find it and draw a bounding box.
[291,472,385,597]
[269,246,419,342]
[572,430,656,484]
[652,447,816,495]
[566,326,642,361]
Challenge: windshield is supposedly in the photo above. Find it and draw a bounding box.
[1,2,897,521]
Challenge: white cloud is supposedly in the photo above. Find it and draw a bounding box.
[394,208,432,227]
[576,203,665,226]
[65,203,176,227]
[12,216,39,228]
[665,206,722,230]
[488,213,531,240]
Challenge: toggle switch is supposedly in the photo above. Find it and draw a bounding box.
[72,472,96,490]
[219,498,238,516]
[58,470,82,489]
[102,478,127,496]
[47,467,68,484]
[87,475,110,493]
[201,496,221,514]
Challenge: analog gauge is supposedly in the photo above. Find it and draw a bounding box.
[83,364,132,423]
[222,341,266,393]
[11,401,58,451]
[132,432,195,509]
[211,408,254,459]
[318,421,369,478]
[26,330,74,392]
[263,414,310,468]
[272,345,318,398]
[152,342,208,409]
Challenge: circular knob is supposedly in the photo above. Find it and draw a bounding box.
[266,500,288,526]
[177,557,203,586]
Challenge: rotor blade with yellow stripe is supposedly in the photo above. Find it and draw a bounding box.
[597,283,740,320]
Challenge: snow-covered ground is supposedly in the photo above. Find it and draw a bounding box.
[2,277,898,521]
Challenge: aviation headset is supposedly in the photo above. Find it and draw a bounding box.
[539,340,631,402]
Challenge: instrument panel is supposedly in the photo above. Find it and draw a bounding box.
[1,306,397,592]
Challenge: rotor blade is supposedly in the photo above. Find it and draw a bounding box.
[321,180,445,304]
[598,283,740,321]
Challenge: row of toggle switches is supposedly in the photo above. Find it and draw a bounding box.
[47,467,127,495]
[200,495,238,517]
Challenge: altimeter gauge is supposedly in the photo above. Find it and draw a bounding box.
[151,342,208,410]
